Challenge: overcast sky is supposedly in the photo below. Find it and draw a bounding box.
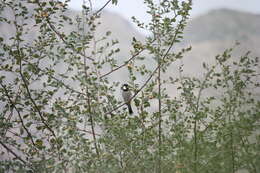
[67,0,260,18]
[65,0,260,33]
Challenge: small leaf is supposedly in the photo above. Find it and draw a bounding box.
[134,98,140,107]
[20,127,24,135]
[112,0,118,5]
[143,101,150,108]
[106,31,111,36]
[35,18,42,24]
[202,62,206,69]
[35,139,44,149]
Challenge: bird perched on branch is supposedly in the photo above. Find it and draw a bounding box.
[121,84,133,114]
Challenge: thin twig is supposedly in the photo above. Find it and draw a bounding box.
[100,39,156,79]
[94,0,112,15]
[100,49,145,78]
[77,128,101,136]
[83,36,100,157]
[104,65,158,115]
[0,82,36,146]
[49,74,87,97]
[35,1,94,61]
[85,80,100,156]
[4,85,22,136]
[45,18,94,61]
[105,21,182,115]
[19,58,56,138]
[157,50,162,173]
[22,59,87,97]
[0,141,27,165]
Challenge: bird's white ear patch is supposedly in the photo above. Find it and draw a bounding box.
[122,84,129,91]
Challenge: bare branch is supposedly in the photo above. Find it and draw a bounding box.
[100,39,156,79]
[77,128,101,136]
[100,49,145,79]
[94,0,112,15]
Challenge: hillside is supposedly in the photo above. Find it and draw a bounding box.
[1,7,259,95]
[1,7,259,59]
[179,9,260,77]
[184,8,260,43]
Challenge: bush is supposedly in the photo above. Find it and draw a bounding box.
[0,0,259,172]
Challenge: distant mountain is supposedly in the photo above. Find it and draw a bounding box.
[1,7,259,80]
[184,8,260,43]
[179,9,260,78]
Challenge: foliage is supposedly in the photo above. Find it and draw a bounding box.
[0,0,259,173]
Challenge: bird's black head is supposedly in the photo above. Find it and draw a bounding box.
[121,84,129,91]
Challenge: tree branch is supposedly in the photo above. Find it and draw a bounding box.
[22,59,87,97]
[35,1,94,61]
[45,18,94,61]
[83,47,100,157]
[105,19,183,115]
[77,128,101,136]
[100,39,156,79]
[19,58,56,138]
[0,141,29,167]
[94,0,112,15]
[100,48,145,79]
[0,82,36,146]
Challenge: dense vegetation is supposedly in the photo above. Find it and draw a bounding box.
[0,0,259,172]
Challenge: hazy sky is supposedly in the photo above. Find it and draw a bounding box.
[65,0,260,34]
[67,0,260,20]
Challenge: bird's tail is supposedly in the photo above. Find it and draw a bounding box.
[127,103,133,114]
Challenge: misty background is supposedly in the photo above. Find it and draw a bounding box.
[1,0,260,106]
[0,1,259,170]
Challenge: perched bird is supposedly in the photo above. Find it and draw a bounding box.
[121,84,133,114]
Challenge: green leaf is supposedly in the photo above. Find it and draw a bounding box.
[134,98,140,107]
[35,18,42,24]
[26,122,33,127]
[35,139,44,149]
[106,31,111,36]
[112,0,118,5]
[20,127,24,135]
[143,101,150,108]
